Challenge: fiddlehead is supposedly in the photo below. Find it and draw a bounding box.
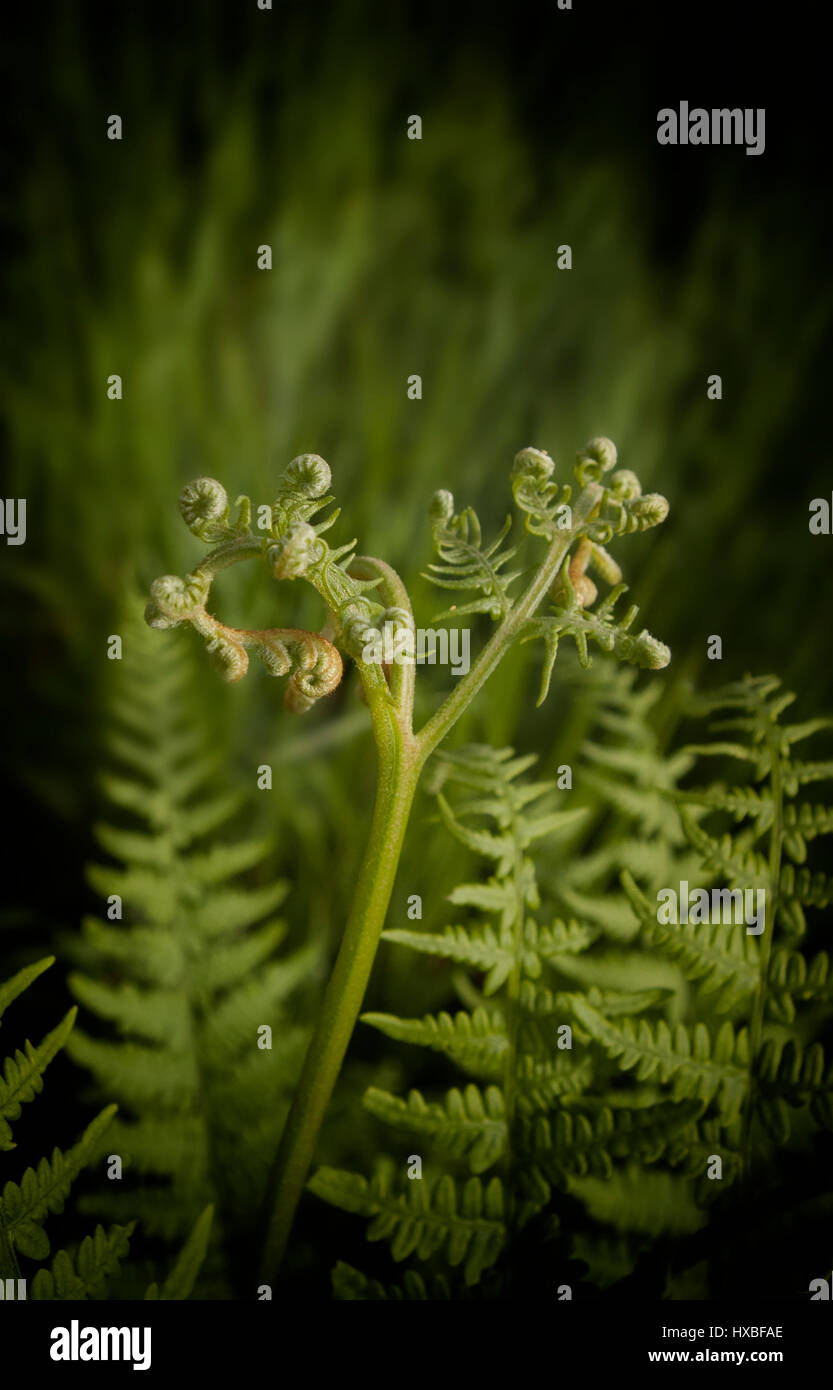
[146,454,392,714]
[447,435,672,706]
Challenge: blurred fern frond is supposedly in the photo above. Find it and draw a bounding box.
[63,600,318,1295]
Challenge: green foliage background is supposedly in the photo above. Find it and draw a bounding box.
[1,0,831,1297]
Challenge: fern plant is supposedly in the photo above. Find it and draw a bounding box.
[537,661,702,945]
[621,675,833,1166]
[598,673,833,1295]
[144,436,670,1276]
[0,955,134,1299]
[63,603,315,1295]
[306,742,693,1296]
[308,673,833,1298]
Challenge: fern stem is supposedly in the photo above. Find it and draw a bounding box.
[258,688,422,1279]
[350,555,416,729]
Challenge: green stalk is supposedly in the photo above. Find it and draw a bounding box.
[258,667,421,1279]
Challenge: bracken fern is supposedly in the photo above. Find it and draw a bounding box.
[144,434,671,1277]
[310,673,833,1297]
[309,742,685,1295]
[63,602,315,1295]
[0,956,133,1299]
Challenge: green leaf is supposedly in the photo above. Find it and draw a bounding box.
[0,1008,77,1150]
[308,1163,505,1286]
[145,1204,214,1300]
[424,497,520,623]
[570,999,749,1123]
[361,1009,508,1077]
[363,1085,506,1173]
[3,1106,117,1256]
[31,1223,135,1300]
[0,958,55,1027]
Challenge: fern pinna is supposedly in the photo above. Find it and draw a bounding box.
[538,661,702,944]
[63,604,316,1295]
[0,956,133,1299]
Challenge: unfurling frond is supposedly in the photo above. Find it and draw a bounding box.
[146,453,395,712]
[424,490,522,621]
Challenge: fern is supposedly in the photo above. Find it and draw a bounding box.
[423,493,522,622]
[562,673,833,1282]
[310,674,833,1297]
[538,662,702,944]
[308,742,697,1295]
[610,674,833,1292]
[0,955,132,1300]
[144,437,671,1278]
[671,675,833,1147]
[310,1161,505,1285]
[30,1222,134,1300]
[62,601,317,1295]
[421,442,670,705]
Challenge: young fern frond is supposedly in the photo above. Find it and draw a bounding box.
[420,440,670,706]
[522,561,669,707]
[146,437,671,1278]
[510,440,669,703]
[145,455,392,712]
[423,493,522,622]
[63,602,316,1294]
